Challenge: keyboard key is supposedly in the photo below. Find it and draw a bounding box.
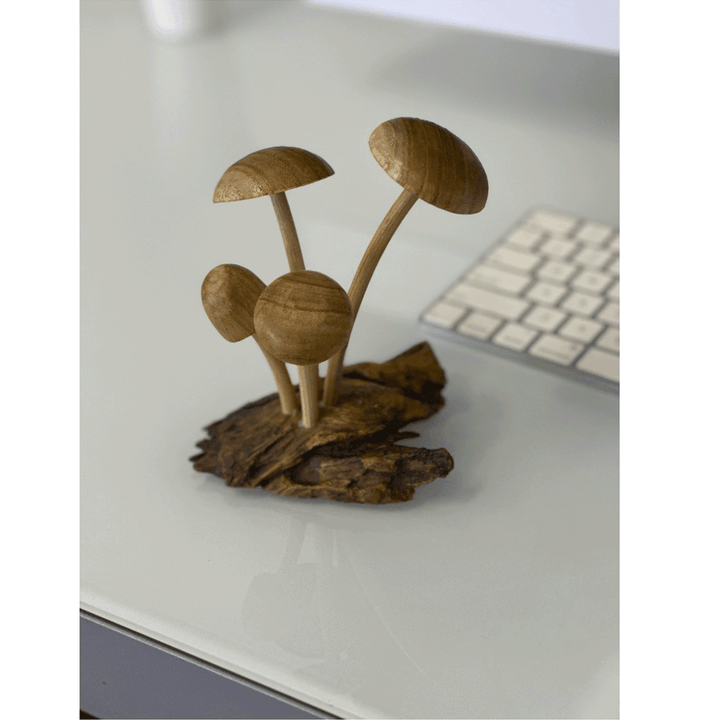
[571,269,613,294]
[492,322,538,351]
[576,347,619,382]
[574,221,614,246]
[574,247,613,269]
[559,316,603,343]
[466,263,531,295]
[560,291,604,316]
[486,246,541,273]
[537,259,577,283]
[445,283,530,320]
[423,301,466,329]
[528,334,585,366]
[421,210,618,392]
[537,236,578,260]
[596,301,619,326]
[526,209,578,235]
[606,279,619,300]
[595,327,619,353]
[524,280,567,306]
[522,306,567,332]
[457,312,502,340]
[504,226,544,250]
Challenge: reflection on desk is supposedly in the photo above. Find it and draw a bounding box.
[80,1,618,717]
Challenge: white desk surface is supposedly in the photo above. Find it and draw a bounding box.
[80,2,619,717]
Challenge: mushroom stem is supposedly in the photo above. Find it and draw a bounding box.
[323,187,418,406]
[258,342,300,415]
[270,191,305,272]
[348,187,419,315]
[270,191,323,423]
[298,365,319,427]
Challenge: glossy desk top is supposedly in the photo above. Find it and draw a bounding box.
[80,2,619,717]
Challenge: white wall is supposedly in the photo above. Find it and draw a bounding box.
[309,0,619,52]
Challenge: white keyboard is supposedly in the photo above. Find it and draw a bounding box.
[421,209,619,392]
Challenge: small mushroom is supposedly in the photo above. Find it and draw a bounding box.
[254,271,352,428]
[202,264,299,415]
[323,117,488,405]
[213,146,334,272]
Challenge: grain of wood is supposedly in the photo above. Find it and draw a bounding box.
[212,146,333,272]
[190,342,453,503]
[213,146,334,202]
[213,147,334,406]
[201,264,264,342]
[254,270,352,427]
[298,365,319,428]
[323,118,488,406]
[201,264,299,415]
[258,345,300,416]
[254,271,352,367]
[369,117,488,214]
[270,191,305,272]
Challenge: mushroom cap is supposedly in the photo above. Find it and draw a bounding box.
[369,117,488,214]
[213,147,334,202]
[202,264,266,342]
[254,271,352,366]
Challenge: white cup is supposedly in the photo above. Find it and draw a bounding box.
[142,0,212,41]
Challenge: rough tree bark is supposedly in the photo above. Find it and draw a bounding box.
[190,342,453,503]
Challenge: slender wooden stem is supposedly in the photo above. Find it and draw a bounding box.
[298,365,319,428]
[270,192,321,423]
[322,348,346,408]
[322,187,418,406]
[270,191,305,272]
[347,188,419,315]
[257,342,299,415]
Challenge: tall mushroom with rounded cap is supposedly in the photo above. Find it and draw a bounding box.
[202,264,299,415]
[213,146,334,272]
[323,117,489,405]
[254,271,352,428]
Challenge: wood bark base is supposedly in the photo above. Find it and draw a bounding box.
[190,342,453,503]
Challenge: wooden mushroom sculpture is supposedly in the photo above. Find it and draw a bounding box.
[202,264,299,415]
[213,146,334,273]
[323,117,489,405]
[254,271,352,428]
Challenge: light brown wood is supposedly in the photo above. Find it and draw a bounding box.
[201,264,264,342]
[258,345,300,416]
[268,191,324,414]
[213,146,334,202]
[347,187,419,315]
[254,271,353,366]
[254,271,352,428]
[269,191,326,417]
[201,264,299,415]
[322,188,417,405]
[297,365,319,428]
[270,191,305,272]
[213,146,332,271]
[323,118,489,406]
[368,117,488,214]
[214,148,330,401]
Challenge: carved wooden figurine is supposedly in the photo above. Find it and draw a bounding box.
[213,146,334,273]
[201,264,299,415]
[323,117,489,405]
[254,270,352,428]
[214,147,334,411]
[192,118,488,503]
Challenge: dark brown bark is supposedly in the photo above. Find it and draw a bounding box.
[190,342,453,503]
